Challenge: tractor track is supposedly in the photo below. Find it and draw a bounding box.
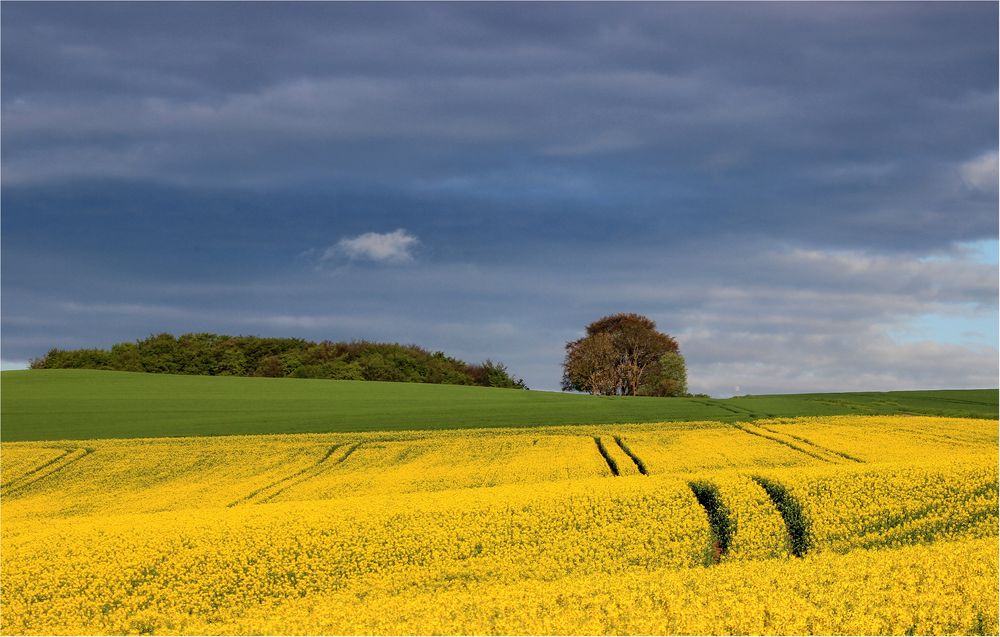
[753,476,810,557]
[752,424,864,463]
[688,481,730,564]
[228,444,345,507]
[730,423,835,463]
[1,448,95,497]
[593,437,619,476]
[612,436,648,475]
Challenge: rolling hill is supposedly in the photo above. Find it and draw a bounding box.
[1,369,995,442]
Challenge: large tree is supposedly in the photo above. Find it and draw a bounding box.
[561,332,618,395]
[562,313,686,396]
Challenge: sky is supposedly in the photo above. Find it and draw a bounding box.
[2,2,997,395]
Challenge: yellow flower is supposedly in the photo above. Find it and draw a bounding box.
[1,416,996,634]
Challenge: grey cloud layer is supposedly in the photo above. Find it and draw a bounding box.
[2,3,996,392]
[4,4,996,254]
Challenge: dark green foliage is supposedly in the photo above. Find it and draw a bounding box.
[254,355,287,378]
[31,348,113,370]
[593,437,619,476]
[971,610,988,636]
[689,481,732,563]
[753,476,810,557]
[468,360,529,390]
[29,333,527,389]
[138,333,183,374]
[288,361,363,380]
[639,351,688,397]
[613,436,648,475]
[109,342,143,372]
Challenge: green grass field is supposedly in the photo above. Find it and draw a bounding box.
[1,369,995,442]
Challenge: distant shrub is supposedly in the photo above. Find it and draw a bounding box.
[254,355,286,378]
[468,359,528,389]
[30,348,112,370]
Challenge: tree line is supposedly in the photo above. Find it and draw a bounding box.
[29,333,528,389]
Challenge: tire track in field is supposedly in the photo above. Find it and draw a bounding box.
[593,437,620,476]
[334,442,363,464]
[257,443,368,504]
[797,396,869,413]
[730,423,839,463]
[690,399,752,417]
[890,425,984,446]
[938,396,997,407]
[612,436,648,475]
[1,448,75,489]
[752,424,864,463]
[227,444,345,507]
[690,399,775,420]
[688,481,730,564]
[1,448,95,497]
[693,399,744,414]
[752,476,810,557]
[720,401,779,419]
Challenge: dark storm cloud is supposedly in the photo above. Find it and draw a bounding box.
[2,2,997,392]
[3,3,996,251]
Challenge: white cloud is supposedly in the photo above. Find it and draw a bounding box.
[323,228,420,264]
[959,150,998,192]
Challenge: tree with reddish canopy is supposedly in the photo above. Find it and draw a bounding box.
[562,313,687,396]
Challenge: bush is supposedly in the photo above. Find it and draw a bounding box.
[477,359,528,389]
[31,348,112,370]
[254,355,286,378]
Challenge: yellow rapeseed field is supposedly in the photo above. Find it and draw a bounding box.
[1,416,997,635]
